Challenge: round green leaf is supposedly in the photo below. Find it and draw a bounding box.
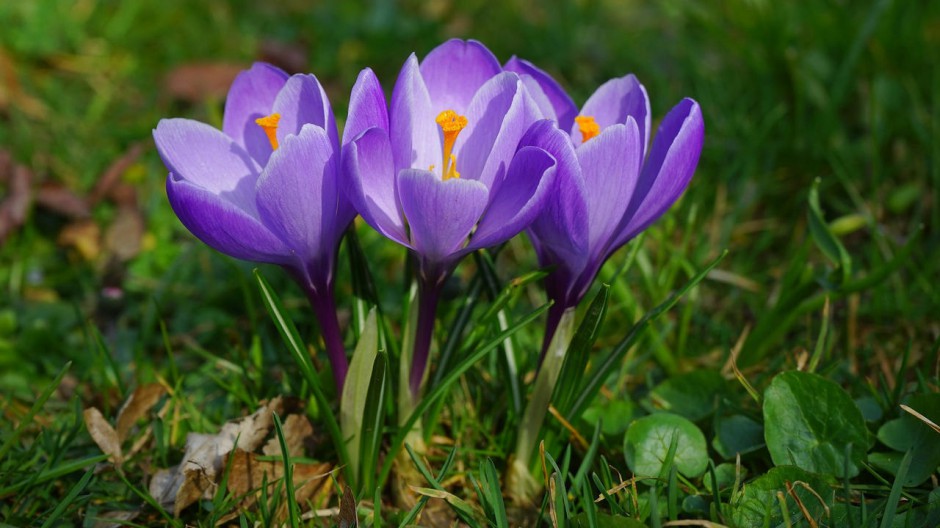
[731,466,832,527]
[763,371,870,478]
[646,370,727,421]
[713,414,764,459]
[874,393,940,486]
[624,413,708,479]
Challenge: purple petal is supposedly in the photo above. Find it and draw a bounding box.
[390,54,439,175]
[576,75,650,157]
[464,146,556,252]
[614,98,704,247]
[504,56,578,131]
[272,74,339,149]
[459,72,542,191]
[520,121,589,258]
[222,63,288,166]
[342,127,408,244]
[420,39,502,114]
[577,119,643,252]
[255,125,346,267]
[343,68,388,146]
[166,174,291,264]
[154,118,262,213]
[397,169,488,263]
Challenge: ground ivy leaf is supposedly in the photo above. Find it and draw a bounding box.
[713,414,764,459]
[874,393,940,486]
[624,412,708,479]
[731,466,832,527]
[645,370,727,421]
[763,371,870,478]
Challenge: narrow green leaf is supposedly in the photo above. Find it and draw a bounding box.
[39,468,93,528]
[569,251,726,419]
[358,351,387,493]
[808,178,852,283]
[379,301,552,488]
[253,269,349,473]
[0,361,71,461]
[272,413,300,528]
[553,285,610,417]
[341,308,380,484]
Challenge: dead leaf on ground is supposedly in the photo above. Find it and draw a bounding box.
[58,219,101,261]
[115,383,166,442]
[338,485,359,528]
[83,407,122,465]
[105,207,144,262]
[89,143,145,206]
[148,397,287,515]
[0,160,32,243]
[259,39,308,74]
[216,449,332,524]
[0,48,48,119]
[164,62,245,103]
[36,182,91,219]
[89,509,139,528]
[262,413,313,457]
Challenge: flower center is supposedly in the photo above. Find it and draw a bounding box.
[255,113,281,150]
[575,115,600,143]
[434,110,468,180]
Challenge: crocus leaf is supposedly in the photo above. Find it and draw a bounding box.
[358,350,387,494]
[807,178,852,284]
[762,371,870,478]
[340,308,379,486]
[253,269,349,473]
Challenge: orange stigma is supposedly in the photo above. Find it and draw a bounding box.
[435,110,468,180]
[255,113,281,150]
[575,115,600,143]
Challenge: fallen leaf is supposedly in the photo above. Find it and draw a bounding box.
[259,39,308,74]
[0,48,48,119]
[216,449,331,524]
[90,509,139,528]
[104,207,144,262]
[338,485,359,528]
[89,143,145,206]
[262,413,313,457]
[84,407,122,465]
[35,182,90,219]
[115,383,166,443]
[0,161,32,243]
[163,62,244,103]
[148,398,283,514]
[58,220,101,261]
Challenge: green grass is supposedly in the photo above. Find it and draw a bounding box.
[1,0,939,526]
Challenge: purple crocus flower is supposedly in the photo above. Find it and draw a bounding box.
[342,40,557,395]
[516,71,705,351]
[153,63,355,392]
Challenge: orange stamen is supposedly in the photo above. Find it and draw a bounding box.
[435,110,468,180]
[255,113,281,150]
[575,115,600,143]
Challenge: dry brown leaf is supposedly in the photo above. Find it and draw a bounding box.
[262,413,313,457]
[90,143,145,206]
[35,183,90,219]
[90,509,139,528]
[105,207,144,262]
[0,162,32,243]
[83,407,122,465]
[259,40,308,74]
[0,48,48,119]
[147,398,283,515]
[338,485,359,528]
[58,220,101,261]
[115,383,166,443]
[216,449,332,524]
[164,62,244,103]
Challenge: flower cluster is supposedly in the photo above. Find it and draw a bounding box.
[153,39,704,398]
